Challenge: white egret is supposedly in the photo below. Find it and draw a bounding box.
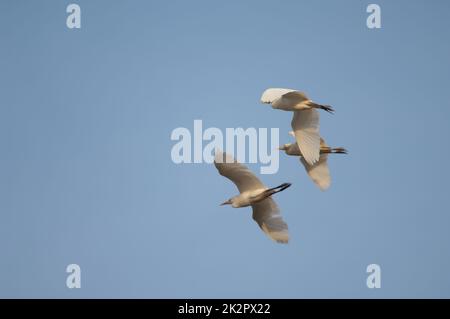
[214,151,291,244]
[261,88,334,166]
[279,132,347,190]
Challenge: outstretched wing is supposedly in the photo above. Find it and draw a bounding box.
[291,110,320,165]
[260,88,296,103]
[300,154,331,191]
[278,91,309,106]
[252,198,289,244]
[214,151,265,193]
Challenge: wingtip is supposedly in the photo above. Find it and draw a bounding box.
[318,183,331,191]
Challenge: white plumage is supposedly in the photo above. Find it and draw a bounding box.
[279,133,347,190]
[261,88,334,165]
[291,108,320,166]
[214,151,290,244]
[300,151,331,191]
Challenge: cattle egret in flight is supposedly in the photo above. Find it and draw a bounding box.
[214,151,291,244]
[261,88,334,166]
[279,132,347,190]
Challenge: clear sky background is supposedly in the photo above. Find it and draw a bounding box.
[1,0,450,298]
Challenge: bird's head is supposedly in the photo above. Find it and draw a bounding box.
[220,198,233,206]
[277,144,291,151]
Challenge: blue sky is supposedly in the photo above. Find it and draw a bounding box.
[1,0,450,298]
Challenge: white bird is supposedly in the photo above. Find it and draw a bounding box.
[214,151,291,244]
[279,132,347,190]
[261,88,334,166]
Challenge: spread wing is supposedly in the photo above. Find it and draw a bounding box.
[272,91,311,109]
[291,110,320,165]
[214,151,265,193]
[300,154,331,191]
[252,198,289,244]
[280,91,309,104]
[260,88,296,103]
